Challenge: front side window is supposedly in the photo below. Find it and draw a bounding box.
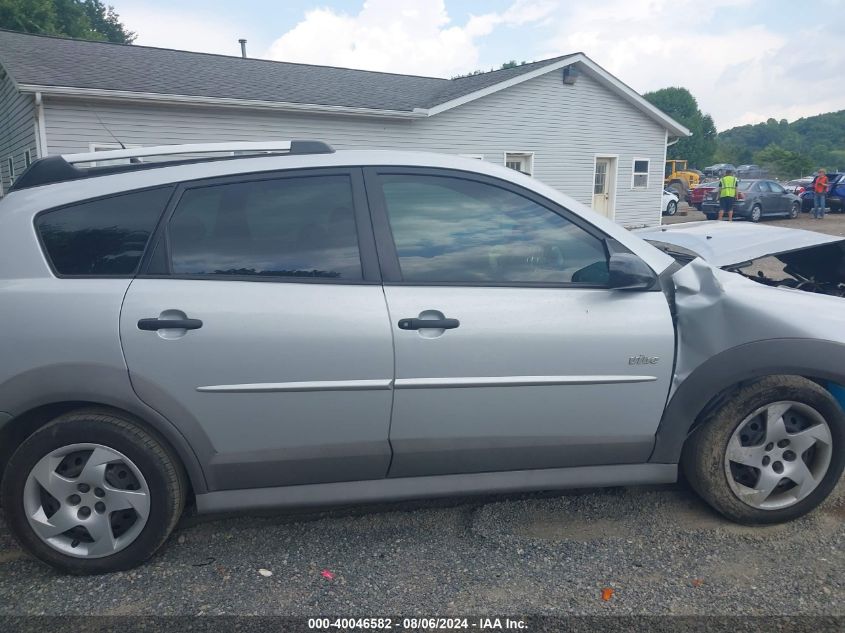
[36,187,172,276]
[632,159,649,188]
[380,174,608,285]
[167,175,362,280]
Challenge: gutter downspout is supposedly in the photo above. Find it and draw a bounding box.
[34,92,49,157]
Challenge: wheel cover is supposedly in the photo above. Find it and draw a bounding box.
[23,443,151,558]
[724,402,833,510]
[752,206,761,221]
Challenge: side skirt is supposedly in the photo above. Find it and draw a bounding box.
[195,463,678,514]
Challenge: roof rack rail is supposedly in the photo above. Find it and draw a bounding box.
[9,140,335,192]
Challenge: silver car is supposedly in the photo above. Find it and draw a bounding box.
[1,142,843,574]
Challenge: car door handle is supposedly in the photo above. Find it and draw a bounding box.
[137,318,203,331]
[398,317,460,330]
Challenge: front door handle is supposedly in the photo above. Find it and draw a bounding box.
[398,317,460,330]
[138,318,203,331]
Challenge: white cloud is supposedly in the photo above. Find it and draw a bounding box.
[264,0,556,77]
[539,0,845,129]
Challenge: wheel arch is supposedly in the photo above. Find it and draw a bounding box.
[0,400,207,496]
[650,338,845,463]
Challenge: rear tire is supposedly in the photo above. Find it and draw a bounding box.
[750,204,763,222]
[682,376,845,525]
[1,409,186,574]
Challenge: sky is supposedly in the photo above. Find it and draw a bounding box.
[114,0,845,131]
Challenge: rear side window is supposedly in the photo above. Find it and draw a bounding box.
[166,175,362,280]
[36,187,172,276]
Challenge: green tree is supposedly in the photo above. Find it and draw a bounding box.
[643,87,717,169]
[752,144,814,179]
[0,0,134,43]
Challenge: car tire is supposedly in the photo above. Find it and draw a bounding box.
[665,200,678,216]
[1,408,186,575]
[789,201,800,219]
[750,204,763,222]
[682,376,845,525]
[705,213,717,220]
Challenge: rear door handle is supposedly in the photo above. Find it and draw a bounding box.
[398,317,460,330]
[138,318,203,331]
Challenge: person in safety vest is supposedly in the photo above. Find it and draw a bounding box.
[812,168,829,219]
[717,169,739,221]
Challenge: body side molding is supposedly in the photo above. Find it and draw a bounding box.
[195,463,678,513]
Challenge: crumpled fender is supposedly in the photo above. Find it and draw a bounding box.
[651,258,845,463]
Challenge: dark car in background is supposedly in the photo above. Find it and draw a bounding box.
[799,172,845,213]
[702,179,800,221]
[736,164,768,179]
[703,163,736,178]
[785,177,814,195]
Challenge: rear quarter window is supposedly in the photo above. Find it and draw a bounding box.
[36,187,172,276]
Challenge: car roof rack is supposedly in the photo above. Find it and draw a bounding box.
[9,140,335,192]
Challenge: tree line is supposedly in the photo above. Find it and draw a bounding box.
[643,87,842,179]
[0,0,134,43]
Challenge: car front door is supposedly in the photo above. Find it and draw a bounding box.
[365,168,675,478]
[765,181,789,213]
[120,169,394,491]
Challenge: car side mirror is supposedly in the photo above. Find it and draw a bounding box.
[607,252,657,291]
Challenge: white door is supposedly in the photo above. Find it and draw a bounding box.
[592,158,614,217]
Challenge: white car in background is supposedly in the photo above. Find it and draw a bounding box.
[662,189,679,216]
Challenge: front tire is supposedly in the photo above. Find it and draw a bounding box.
[789,201,800,219]
[683,376,845,525]
[1,409,186,574]
[665,200,678,216]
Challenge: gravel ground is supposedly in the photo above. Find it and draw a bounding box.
[0,479,842,616]
[0,205,842,619]
[664,204,845,236]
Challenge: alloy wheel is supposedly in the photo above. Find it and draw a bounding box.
[724,401,833,510]
[23,443,150,558]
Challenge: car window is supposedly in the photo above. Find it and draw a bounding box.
[380,174,609,285]
[167,175,362,280]
[36,187,172,276]
[768,181,787,194]
[738,181,754,191]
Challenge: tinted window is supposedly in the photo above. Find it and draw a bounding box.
[738,181,754,191]
[767,181,786,194]
[380,175,608,284]
[168,175,361,280]
[36,187,171,276]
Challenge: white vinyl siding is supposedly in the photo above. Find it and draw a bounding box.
[0,70,37,194]
[42,70,668,226]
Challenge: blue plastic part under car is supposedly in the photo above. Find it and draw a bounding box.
[827,382,845,411]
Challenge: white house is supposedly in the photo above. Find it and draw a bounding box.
[0,29,688,226]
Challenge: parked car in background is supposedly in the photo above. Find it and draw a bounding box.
[785,177,814,196]
[704,163,736,178]
[799,172,845,213]
[736,164,767,179]
[662,189,679,216]
[701,179,801,221]
[688,181,720,210]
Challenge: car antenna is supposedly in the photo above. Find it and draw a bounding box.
[92,107,144,162]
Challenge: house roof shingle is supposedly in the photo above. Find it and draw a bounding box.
[0,29,567,112]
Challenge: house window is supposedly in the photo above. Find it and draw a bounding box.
[25,150,32,168]
[632,158,650,188]
[504,152,534,176]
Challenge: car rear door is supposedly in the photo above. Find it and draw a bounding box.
[365,168,675,478]
[120,169,395,492]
